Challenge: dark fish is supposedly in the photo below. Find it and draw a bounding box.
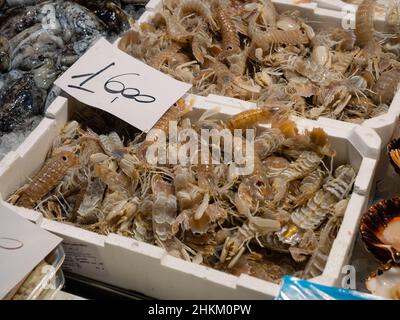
[56,2,107,39]
[5,0,48,7]
[0,6,41,39]
[0,35,10,72]
[11,29,64,71]
[0,74,46,133]
[75,0,131,34]
[56,1,107,55]
[0,69,23,97]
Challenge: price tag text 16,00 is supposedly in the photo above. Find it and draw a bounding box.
[55,38,192,132]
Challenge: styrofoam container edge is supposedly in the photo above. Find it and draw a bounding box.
[0,90,379,299]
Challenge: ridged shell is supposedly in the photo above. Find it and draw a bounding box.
[360,197,400,264]
[387,138,400,175]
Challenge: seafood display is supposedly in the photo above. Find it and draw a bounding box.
[360,197,400,264]
[118,0,400,124]
[2,0,395,300]
[0,0,147,159]
[388,137,400,175]
[11,261,51,300]
[342,0,392,16]
[366,262,400,299]
[360,139,400,299]
[8,101,357,284]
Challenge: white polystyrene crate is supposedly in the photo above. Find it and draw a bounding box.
[0,93,380,299]
[0,116,58,225]
[134,0,400,148]
[145,0,164,12]
[317,0,390,22]
[0,151,18,171]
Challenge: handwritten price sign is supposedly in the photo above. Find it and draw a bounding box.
[55,38,192,132]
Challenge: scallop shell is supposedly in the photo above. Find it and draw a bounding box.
[366,262,400,300]
[387,138,400,175]
[360,197,400,264]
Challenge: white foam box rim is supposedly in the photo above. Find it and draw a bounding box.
[135,0,400,147]
[0,93,380,299]
[316,0,390,17]
[316,0,351,11]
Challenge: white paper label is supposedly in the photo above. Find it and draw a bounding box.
[62,242,107,276]
[0,205,61,299]
[55,38,192,132]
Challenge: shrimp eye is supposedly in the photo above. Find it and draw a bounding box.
[256,181,264,187]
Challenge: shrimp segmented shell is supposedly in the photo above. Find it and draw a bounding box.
[226,107,285,131]
[290,165,355,232]
[355,0,376,48]
[77,178,106,224]
[178,0,217,31]
[221,217,281,268]
[214,3,241,60]
[152,192,178,241]
[372,69,400,105]
[16,151,79,208]
[302,199,348,279]
[254,129,285,160]
[272,151,323,203]
[253,29,310,50]
[8,104,357,285]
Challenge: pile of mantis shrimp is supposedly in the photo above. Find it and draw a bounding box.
[9,100,357,283]
[118,0,400,123]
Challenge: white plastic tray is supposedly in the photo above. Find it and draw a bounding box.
[316,0,389,17]
[136,0,400,148]
[0,95,380,299]
[8,245,65,300]
[37,270,65,300]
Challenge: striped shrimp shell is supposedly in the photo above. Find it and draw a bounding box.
[99,132,124,157]
[152,99,188,133]
[77,178,106,224]
[254,128,285,160]
[221,217,281,267]
[80,135,103,166]
[291,165,356,231]
[226,108,280,131]
[16,151,79,208]
[214,3,241,59]
[152,193,178,241]
[372,69,400,105]
[272,151,322,202]
[252,29,309,50]
[278,151,322,183]
[355,0,376,47]
[285,168,327,207]
[178,0,217,31]
[94,158,130,193]
[163,11,193,43]
[151,175,177,241]
[292,57,335,87]
[142,99,189,154]
[259,232,290,253]
[149,42,182,69]
[302,200,347,279]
